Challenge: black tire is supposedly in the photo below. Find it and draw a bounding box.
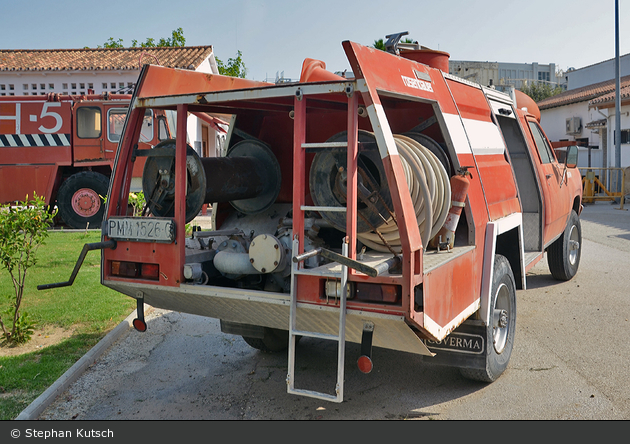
[242,328,293,353]
[547,209,581,281]
[460,255,516,383]
[56,171,109,229]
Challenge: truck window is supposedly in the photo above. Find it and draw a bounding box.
[528,121,555,164]
[108,108,153,142]
[157,116,169,141]
[77,107,102,139]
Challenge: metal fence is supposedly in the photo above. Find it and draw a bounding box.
[579,167,630,209]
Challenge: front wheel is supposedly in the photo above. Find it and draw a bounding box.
[56,171,109,229]
[547,209,581,281]
[460,254,516,382]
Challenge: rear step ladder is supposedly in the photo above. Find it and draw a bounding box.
[286,88,359,402]
[287,238,349,402]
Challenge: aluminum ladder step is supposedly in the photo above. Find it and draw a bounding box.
[287,238,348,403]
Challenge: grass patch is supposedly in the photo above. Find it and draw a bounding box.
[0,231,135,420]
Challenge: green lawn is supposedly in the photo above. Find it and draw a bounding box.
[0,230,136,420]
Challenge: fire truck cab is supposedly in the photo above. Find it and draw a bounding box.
[87,36,582,402]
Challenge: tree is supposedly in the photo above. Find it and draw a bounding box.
[0,194,56,345]
[519,81,563,102]
[373,39,386,51]
[216,50,247,78]
[98,28,186,48]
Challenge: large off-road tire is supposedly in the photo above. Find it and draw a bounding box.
[460,255,516,383]
[547,209,581,281]
[57,171,109,229]
[242,327,293,353]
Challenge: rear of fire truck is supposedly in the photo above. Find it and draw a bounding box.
[95,35,583,402]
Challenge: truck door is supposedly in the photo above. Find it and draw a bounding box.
[73,104,104,162]
[525,118,572,245]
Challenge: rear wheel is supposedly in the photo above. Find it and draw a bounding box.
[57,171,109,229]
[547,209,581,281]
[242,328,294,353]
[460,254,516,382]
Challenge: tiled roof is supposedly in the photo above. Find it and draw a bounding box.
[537,75,630,110]
[589,83,630,107]
[0,46,213,72]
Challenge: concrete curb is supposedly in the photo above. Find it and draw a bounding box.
[15,306,153,421]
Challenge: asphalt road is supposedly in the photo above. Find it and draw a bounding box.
[35,201,630,420]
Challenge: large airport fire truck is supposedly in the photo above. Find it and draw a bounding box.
[0,93,170,228]
[42,34,583,402]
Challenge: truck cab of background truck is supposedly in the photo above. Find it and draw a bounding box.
[93,35,582,403]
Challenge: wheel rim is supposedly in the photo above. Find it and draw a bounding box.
[492,282,511,354]
[568,224,580,266]
[71,188,101,217]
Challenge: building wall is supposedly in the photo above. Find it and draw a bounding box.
[449,60,564,89]
[0,71,139,96]
[566,53,630,90]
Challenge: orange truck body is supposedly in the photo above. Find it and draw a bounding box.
[60,37,583,402]
[0,94,169,228]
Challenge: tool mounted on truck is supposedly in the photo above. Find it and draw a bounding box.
[41,33,583,403]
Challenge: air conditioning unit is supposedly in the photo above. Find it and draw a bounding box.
[566,117,582,135]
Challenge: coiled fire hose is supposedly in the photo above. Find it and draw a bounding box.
[357,134,451,253]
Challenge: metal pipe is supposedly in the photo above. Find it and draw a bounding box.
[201,156,268,203]
[213,251,262,276]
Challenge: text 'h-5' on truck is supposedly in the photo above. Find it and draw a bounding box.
[0,93,171,229]
[42,34,583,403]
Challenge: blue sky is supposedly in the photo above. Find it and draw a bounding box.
[2,0,628,82]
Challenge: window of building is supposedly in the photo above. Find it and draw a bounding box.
[62,83,68,90]
[9,84,13,91]
[0,85,4,91]
[102,82,107,90]
[111,82,116,89]
[40,83,45,90]
[71,83,76,89]
[23,84,28,91]
[32,84,37,90]
[76,107,102,139]
[49,83,54,90]
[613,129,630,144]
[538,72,550,82]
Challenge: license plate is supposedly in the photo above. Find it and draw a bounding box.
[107,217,175,243]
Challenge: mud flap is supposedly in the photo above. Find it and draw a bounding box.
[422,319,487,369]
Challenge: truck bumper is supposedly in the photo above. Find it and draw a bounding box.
[104,280,434,357]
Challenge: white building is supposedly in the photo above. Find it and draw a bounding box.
[538,74,630,170]
[0,45,224,157]
[449,60,565,90]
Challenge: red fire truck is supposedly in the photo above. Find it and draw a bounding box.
[0,93,170,228]
[43,34,583,402]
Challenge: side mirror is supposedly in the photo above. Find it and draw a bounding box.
[554,145,579,168]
